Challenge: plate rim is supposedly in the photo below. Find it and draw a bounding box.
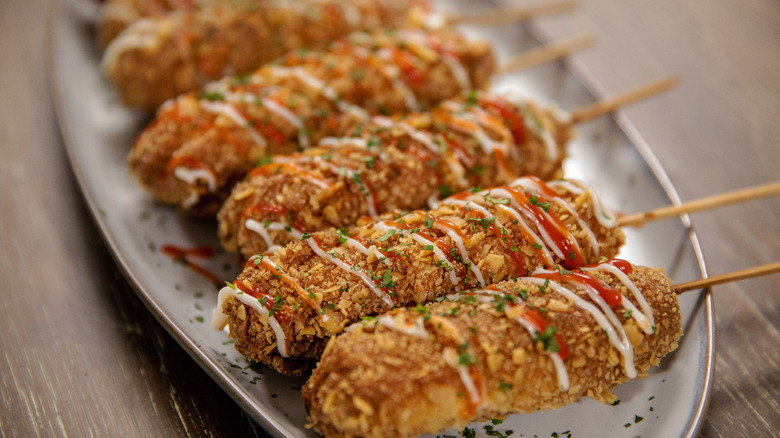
[45,1,714,436]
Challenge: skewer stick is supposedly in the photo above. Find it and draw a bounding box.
[674,262,780,294]
[617,181,780,227]
[570,75,680,123]
[497,33,595,75]
[447,0,578,26]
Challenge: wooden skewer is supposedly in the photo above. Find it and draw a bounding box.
[674,261,780,293]
[498,33,595,75]
[447,0,578,26]
[617,181,780,227]
[570,75,681,123]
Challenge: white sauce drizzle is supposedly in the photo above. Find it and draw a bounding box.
[198,100,268,149]
[525,275,637,378]
[433,221,486,287]
[371,221,458,285]
[101,18,160,73]
[314,158,378,216]
[375,48,419,111]
[514,178,599,257]
[305,237,394,307]
[268,65,370,121]
[260,97,309,148]
[212,286,289,357]
[479,186,581,262]
[342,237,393,266]
[548,178,617,229]
[266,156,332,190]
[584,264,655,334]
[516,101,559,161]
[173,167,216,192]
[245,219,303,253]
[372,116,467,186]
[464,289,570,390]
[318,136,368,149]
[440,101,509,155]
[377,314,428,339]
[441,53,471,91]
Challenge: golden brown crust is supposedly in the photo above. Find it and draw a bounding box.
[217,94,572,257]
[127,27,495,216]
[216,179,625,375]
[302,265,683,438]
[102,0,431,110]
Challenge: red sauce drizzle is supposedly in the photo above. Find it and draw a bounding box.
[441,133,475,168]
[520,306,570,360]
[165,155,215,177]
[244,256,320,313]
[309,235,396,305]
[502,186,584,269]
[524,175,559,198]
[459,365,485,420]
[392,48,423,86]
[233,278,292,326]
[594,258,633,274]
[480,98,527,146]
[348,234,405,264]
[241,202,309,234]
[248,162,328,188]
[447,196,528,275]
[492,149,517,181]
[392,217,456,257]
[433,218,469,245]
[161,245,222,286]
[533,270,622,307]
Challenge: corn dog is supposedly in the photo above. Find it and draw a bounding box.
[128,27,494,215]
[218,93,570,258]
[211,177,624,375]
[302,261,682,438]
[102,0,431,110]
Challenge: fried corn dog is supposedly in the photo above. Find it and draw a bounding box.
[211,177,625,375]
[218,93,571,258]
[128,27,494,215]
[303,261,682,438]
[102,0,431,110]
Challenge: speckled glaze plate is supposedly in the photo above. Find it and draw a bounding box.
[48,0,713,436]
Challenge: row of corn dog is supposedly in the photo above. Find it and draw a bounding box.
[97,1,779,437]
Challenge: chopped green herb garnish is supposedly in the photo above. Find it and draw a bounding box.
[534,325,560,353]
[378,229,396,241]
[379,269,396,289]
[438,185,453,198]
[197,90,224,101]
[457,352,475,367]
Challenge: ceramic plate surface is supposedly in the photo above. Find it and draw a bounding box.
[48,0,713,436]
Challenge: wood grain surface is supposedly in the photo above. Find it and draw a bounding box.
[1,0,778,436]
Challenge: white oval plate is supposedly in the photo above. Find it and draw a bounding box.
[48,0,713,436]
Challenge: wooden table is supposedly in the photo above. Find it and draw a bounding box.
[1,0,778,435]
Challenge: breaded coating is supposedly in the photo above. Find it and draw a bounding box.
[128,27,495,215]
[102,0,431,110]
[218,94,571,258]
[211,177,626,375]
[302,263,683,438]
[97,0,199,49]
